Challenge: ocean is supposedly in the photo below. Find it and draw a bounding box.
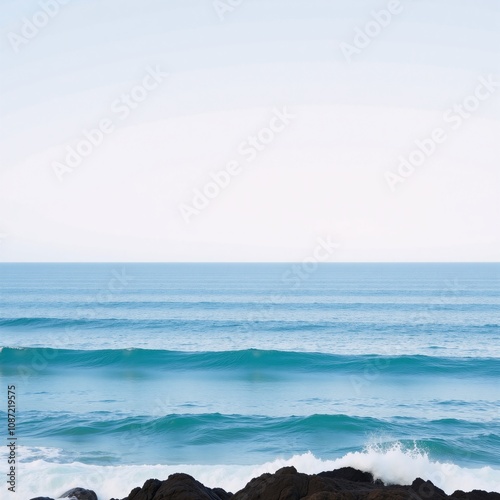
[0,263,499,498]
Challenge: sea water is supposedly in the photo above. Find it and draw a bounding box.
[0,263,499,498]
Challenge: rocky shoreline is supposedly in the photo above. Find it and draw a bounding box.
[31,466,500,500]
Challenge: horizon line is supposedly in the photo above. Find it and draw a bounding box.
[0,261,498,265]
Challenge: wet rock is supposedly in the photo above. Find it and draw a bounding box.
[119,473,232,500]
[114,467,500,500]
[59,487,98,500]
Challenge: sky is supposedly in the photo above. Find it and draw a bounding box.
[0,0,499,262]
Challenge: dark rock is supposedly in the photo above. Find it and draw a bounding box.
[451,491,500,500]
[365,489,408,500]
[126,479,162,500]
[233,466,310,500]
[120,473,231,500]
[410,478,448,500]
[114,467,500,500]
[318,467,374,483]
[212,488,233,500]
[276,466,299,476]
[59,487,98,500]
[30,488,98,500]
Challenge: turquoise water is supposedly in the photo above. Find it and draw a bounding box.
[0,263,499,497]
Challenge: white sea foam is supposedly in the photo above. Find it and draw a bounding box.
[10,443,500,499]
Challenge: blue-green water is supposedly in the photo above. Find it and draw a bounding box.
[0,263,499,497]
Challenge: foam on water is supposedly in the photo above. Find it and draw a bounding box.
[10,444,500,499]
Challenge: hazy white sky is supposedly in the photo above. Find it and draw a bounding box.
[0,0,499,262]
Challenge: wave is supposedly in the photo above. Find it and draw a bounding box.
[15,411,500,444]
[5,445,500,499]
[8,410,500,469]
[2,299,497,310]
[1,347,499,376]
[1,316,498,332]
[0,317,199,330]
[10,412,386,439]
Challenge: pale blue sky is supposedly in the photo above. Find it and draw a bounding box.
[0,0,499,261]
